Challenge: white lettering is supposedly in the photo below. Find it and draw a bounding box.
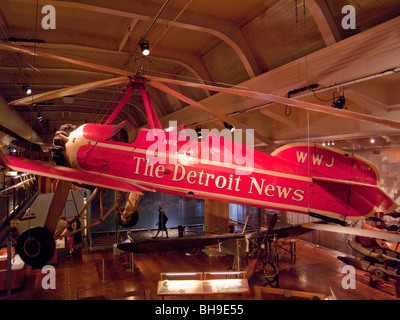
[146,129,166,164]
[172,164,185,182]
[249,177,265,195]
[186,170,197,184]
[292,189,304,202]
[325,157,335,168]
[41,5,56,30]
[215,175,227,189]
[296,151,307,164]
[341,265,356,289]
[341,5,356,30]
[312,154,324,166]
[154,165,165,179]
[41,265,56,289]
[276,186,293,199]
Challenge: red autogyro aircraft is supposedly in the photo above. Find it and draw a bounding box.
[1,77,397,267]
[0,43,398,267]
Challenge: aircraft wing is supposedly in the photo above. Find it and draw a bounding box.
[0,153,143,195]
[117,234,246,253]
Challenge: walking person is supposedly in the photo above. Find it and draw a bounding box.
[60,217,74,257]
[73,218,83,252]
[153,206,169,239]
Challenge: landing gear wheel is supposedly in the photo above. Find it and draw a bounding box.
[263,261,278,285]
[16,227,55,268]
[115,210,139,228]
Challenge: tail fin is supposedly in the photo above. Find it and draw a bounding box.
[271,142,379,185]
[272,143,397,220]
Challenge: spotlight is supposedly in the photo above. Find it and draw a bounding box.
[332,90,345,109]
[322,142,326,146]
[223,122,235,132]
[370,137,375,143]
[23,84,32,95]
[332,96,345,109]
[139,39,150,56]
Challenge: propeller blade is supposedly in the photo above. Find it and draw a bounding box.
[10,76,129,106]
[148,80,278,147]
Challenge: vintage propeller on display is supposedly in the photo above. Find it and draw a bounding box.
[2,41,400,144]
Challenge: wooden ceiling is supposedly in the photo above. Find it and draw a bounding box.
[0,0,400,152]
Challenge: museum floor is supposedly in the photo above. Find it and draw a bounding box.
[1,238,399,300]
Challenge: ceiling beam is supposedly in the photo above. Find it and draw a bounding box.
[118,18,139,53]
[346,89,389,113]
[3,42,212,96]
[4,0,259,79]
[305,0,342,46]
[260,107,297,130]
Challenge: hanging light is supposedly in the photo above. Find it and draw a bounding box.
[139,39,150,56]
[332,90,345,109]
[223,122,235,132]
[23,84,32,95]
[195,127,202,139]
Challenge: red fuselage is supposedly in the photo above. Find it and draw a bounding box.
[64,122,395,222]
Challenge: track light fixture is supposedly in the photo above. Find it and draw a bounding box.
[322,140,335,146]
[139,39,150,56]
[23,84,32,95]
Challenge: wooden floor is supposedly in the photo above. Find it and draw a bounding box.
[1,238,399,300]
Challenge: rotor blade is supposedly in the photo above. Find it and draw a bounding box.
[0,42,135,77]
[10,76,129,106]
[3,42,399,130]
[148,80,278,147]
[147,75,400,130]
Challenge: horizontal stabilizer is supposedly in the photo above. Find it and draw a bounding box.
[313,176,397,217]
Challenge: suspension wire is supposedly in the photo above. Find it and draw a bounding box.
[95,0,171,124]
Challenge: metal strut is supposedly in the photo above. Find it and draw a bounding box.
[104,78,163,130]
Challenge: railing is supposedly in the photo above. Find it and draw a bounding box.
[0,173,38,221]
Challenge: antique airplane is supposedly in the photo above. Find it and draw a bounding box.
[0,42,399,268]
[335,213,400,297]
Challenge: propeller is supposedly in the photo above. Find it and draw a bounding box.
[3,41,400,134]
